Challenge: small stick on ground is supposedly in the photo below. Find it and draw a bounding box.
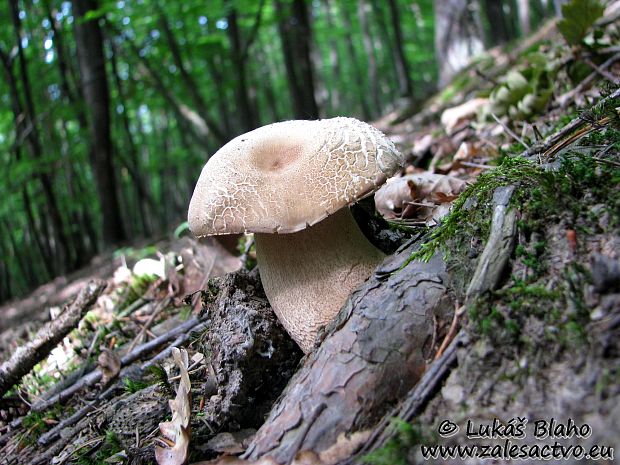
[491,113,530,150]
[126,297,170,353]
[29,316,203,414]
[434,304,466,360]
[0,280,106,398]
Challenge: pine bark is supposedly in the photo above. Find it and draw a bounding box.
[244,244,453,463]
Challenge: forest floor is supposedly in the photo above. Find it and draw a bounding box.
[1,9,620,465]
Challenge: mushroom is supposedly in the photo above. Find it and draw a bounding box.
[188,117,404,352]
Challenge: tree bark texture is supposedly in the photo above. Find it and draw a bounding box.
[73,0,126,246]
[243,242,454,463]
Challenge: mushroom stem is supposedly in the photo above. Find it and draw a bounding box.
[255,208,385,353]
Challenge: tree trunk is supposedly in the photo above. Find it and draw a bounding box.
[339,2,371,120]
[7,0,73,272]
[253,45,281,122]
[369,0,400,102]
[275,0,320,119]
[72,0,126,246]
[108,39,153,236]
[205,51,233,136]
[517,0,531,35]
[47,1,99,259]
[227,2,258,133]
[434,0,485,87]
[158,12,227,143]
[321,0,343,114]
[386,0,413,98]
[358,0,381,113]
[244,246,453,463]
[482,0,512,45]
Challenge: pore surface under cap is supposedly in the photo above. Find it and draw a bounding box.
[188,117,403,235]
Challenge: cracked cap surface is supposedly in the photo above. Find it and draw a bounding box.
[188,117,404,236]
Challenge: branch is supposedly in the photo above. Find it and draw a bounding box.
[30,316,202,413]
[0,281,106,398]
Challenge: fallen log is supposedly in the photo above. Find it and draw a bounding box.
[242,239,455,464]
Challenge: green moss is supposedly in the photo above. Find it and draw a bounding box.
[122,376,150,394]
[362,419,427,465]
[116,273,158,313]
[148,363,174,397]
[75,430,124,465]
[402,156,548,266]
[20,404,66,445]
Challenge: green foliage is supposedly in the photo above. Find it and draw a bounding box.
[122,376,150,394]
[237,234,257,270]
[116,272,158,313]
[75,430,124,465]
[21,404,65,445]
[178,304,193,321]
[487,52,557,120]
[363,419,425,465]
[148,363,174,397]
[0,0,559,305]
[113,246,158,261]
[403,156,548,265]
[557,0,605,46]
[173,221,190,238]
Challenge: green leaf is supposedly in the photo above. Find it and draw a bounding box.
[557,0,605,46]
[174,221,190,238]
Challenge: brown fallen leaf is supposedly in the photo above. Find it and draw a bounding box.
[317,430,372,464]
[191,430,371,465]
[97,348,121,386]
[155,347,192,465]
[375,173,467,225]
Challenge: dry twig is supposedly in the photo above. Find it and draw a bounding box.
[0,281,106,398]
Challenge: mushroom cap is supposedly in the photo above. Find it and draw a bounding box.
[188,117,404,236]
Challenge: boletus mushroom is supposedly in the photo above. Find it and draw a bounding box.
[188,117,404,352]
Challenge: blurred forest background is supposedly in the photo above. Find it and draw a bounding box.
[0,0,560,304]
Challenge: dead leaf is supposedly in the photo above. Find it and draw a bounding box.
[412,133,433,158]
[291,451,323,465]
[375,173,467,225]
[289,430,372,465]
[318,430,372,465]
[155,348,192,465]
[98,349,121,386]
[440,98,488,133]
